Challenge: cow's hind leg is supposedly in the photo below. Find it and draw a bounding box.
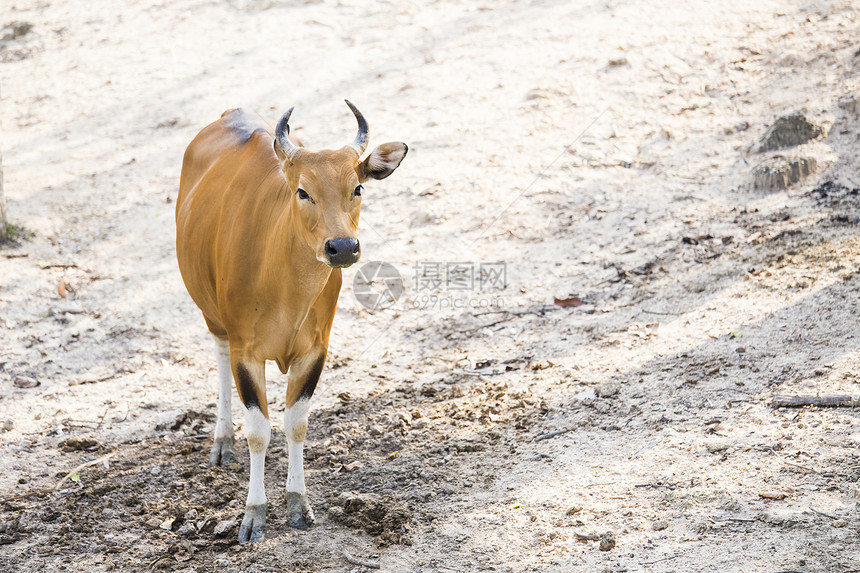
[232,357,271,544]
[210,336,235,465]
[283,350,325,529]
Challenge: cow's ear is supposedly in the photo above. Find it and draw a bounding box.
[359,142,408,181]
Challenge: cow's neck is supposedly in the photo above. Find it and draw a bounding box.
[274,201,333,300]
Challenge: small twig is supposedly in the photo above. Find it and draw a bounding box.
[342,550,380,569]
[641,309,679,316]
[573,532,601,541]
[535,428,573,442]
[0,452,118,505]
[634,483,677,490]
[54,452,117,491]
[96,408,109,430]
[772,395,857,408]
[641,554,680,566]
[0,490,45,504]
[39,263,79,270]
[64,420,103,430]
[810,507,837,520]
[462,306,560,331]
[772,570,812,573]
[472,309,512,317]
[629,438,662,459]
[782,460,818,474]
[71,373,118,386]
[3,253,29,259]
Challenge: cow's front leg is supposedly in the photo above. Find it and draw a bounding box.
[232,358,271,544]
[283,351,325,529]
[210,336,235,465]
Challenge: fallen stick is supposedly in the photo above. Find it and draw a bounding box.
[342,550,380,569]
[771,395,857,408]
[39,263,79,270]
[0,452,118,505]
[810,507,838,520]
[54,452,117,491]
[641,554,680,566]
[535,428,572,442]
[782,460,817,474]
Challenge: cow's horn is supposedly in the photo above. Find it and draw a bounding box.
[275,107,298,157]
[345,100,369,155]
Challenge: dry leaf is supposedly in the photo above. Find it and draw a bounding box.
[337,461,362,473]
[57,277,76,300]
[554,296,583,308]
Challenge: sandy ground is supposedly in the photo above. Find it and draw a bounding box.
[1,0,860,571]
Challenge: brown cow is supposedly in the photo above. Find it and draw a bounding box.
[175,101,407,543]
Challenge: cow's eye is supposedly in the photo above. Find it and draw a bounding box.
[297,188,311,201]
[353,185,363,198]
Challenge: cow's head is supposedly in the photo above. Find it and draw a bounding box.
[273,101,407,269]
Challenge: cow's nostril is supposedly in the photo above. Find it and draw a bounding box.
[326,238,359,267]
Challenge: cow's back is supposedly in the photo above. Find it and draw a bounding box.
[175,109,282,333]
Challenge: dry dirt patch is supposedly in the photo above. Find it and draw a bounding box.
[2,0,860,572]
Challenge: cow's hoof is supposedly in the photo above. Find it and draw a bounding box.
[209,437,235,466]
[238,504,266,544]
[286,492,315,529]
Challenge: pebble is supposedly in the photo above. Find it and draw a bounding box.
[755,111,825,152]
[832,519,847,528]
[703,438,733,453]
[155,409,188,431]
[573,388,596,401]
[752,156,817,191]
[12,375,39,389]
[599,533,616,551]
[595,381,620,398]
[760,507,802,526]
[61,436,99,451]
[213,520,236,537]
[652,519,669,531]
